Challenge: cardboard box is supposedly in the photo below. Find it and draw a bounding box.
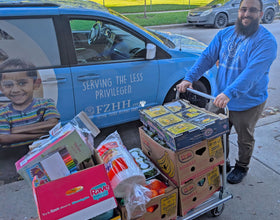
[15,111,101,186]
[16,127,93,186]
[139,111,203,151]
[139,100,229,150]
[33,161,117,220]
[178,166,221,216]
[140,127,224,186]
[119,174,178,220]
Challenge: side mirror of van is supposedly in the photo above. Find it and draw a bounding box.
[146,43,156,60]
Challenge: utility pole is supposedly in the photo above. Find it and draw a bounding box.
[144,0,147,18]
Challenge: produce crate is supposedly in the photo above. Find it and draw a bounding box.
[139,127,224,186]
[139,99,229,151]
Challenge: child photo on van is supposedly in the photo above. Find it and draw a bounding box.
[0,58,60,148]
[0,48,9,107]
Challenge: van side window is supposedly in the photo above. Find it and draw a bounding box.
[0,18,61,71]
[69,19,146,64]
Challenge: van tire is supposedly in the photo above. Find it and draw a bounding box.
[164,80,209,108]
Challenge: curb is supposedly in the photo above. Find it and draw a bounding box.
[122,9,190,16]
[257,112,280,127]
[145,23,187,28]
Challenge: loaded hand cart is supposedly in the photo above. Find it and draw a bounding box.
[176,89,233,219]
[139,88,233,219]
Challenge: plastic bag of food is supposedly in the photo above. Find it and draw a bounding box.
[96,131,145,198]
[124,183,151,220]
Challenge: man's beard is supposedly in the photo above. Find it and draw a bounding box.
[235,16,260,37]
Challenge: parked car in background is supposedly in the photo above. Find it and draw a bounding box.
[0,0,218,129]
[187,0,280,28]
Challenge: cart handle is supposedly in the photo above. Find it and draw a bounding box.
[176,88,215,100]
[176,88,229,116]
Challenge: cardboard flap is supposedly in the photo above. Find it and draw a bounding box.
[73,111,100,137]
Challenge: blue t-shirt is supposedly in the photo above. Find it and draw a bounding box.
[184,25,277,111]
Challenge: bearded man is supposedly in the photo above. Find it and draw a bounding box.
[177,0,277,184]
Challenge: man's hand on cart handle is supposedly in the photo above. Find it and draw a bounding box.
[176,80,193,93]
[176,80,230,109]
[214,93,230,109]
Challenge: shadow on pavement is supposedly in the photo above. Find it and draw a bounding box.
[0,145,29,184]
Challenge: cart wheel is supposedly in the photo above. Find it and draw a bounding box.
[210,204,225,217]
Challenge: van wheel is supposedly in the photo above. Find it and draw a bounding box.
[262,9,275,24]
[214,13,228,29]
[180,80,209,108]
[164,80,209,108]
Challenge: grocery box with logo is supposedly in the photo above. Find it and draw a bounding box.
[139,100,229,150]
[32,160,117,220]
[178,166,221,216]
[139,127,224,186]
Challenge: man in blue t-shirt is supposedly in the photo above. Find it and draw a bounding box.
[177,0,277,184]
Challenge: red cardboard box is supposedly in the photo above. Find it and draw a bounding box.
[178,166,221,216]
[140,127,224,186]
[33,163,117,220]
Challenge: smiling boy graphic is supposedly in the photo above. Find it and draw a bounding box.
[0,58,60,147]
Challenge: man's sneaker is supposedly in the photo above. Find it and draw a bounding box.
[227,165,247,184]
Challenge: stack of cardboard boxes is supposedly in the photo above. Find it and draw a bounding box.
[16,112,121,220]
[139,99,229,216]
[19,100,229,219]
[20,111,180,220]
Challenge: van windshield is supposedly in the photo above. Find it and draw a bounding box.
[108,9,176,48]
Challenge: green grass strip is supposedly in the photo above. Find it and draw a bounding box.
[111,4,198,13]
[125,11,189,26]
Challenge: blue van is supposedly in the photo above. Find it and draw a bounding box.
[0,0,218,128]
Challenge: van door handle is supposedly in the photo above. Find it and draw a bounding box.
[77,74,100,81]
[42,77,66,85]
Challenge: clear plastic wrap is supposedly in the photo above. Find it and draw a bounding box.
[70,111,100,153]
[129,148,160,180]
[124,183,151,220]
